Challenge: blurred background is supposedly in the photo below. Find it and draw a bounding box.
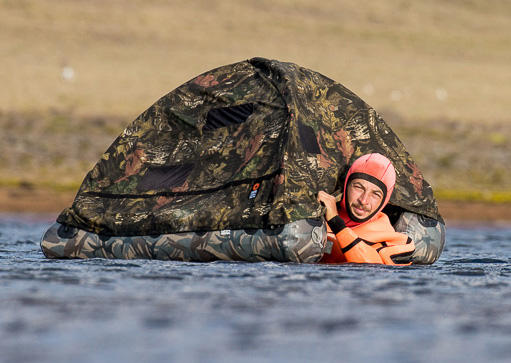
[1,0,510,217]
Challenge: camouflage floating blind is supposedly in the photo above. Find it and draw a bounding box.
[57,58,442,236]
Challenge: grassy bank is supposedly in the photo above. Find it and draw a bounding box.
[2,0,510,123]
[1,0,510,208]
[2,110,511,205]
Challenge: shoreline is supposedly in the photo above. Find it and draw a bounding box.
[1,186,510,225]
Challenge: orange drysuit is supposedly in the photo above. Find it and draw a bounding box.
[319,153,415,265]
[319,212,415,265]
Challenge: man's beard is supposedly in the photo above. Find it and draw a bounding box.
[351,202,371,214]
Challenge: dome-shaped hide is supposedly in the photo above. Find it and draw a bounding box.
[41,58,445,264]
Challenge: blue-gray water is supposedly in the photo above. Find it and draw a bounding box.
[1,214,510,363]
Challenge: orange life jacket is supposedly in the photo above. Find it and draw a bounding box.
[319,212,415,265]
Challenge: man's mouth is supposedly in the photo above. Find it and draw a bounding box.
[352,204,369,215]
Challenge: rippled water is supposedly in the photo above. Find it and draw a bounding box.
[1,214,510,363]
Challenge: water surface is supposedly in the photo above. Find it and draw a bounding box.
[1,214,510,363]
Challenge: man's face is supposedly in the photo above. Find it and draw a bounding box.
[346,178,384,220]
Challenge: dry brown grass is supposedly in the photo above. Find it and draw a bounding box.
[1,0,511,205]
[2,0,510,122]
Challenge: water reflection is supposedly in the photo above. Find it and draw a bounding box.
[1,216,511,363]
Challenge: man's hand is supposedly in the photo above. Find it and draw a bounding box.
[317,191,338,221]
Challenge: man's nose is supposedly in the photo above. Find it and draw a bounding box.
[358,191,370,205]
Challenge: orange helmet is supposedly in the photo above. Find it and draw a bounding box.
[339,153,396,226]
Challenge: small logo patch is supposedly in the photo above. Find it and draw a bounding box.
[249,183,260,199]
[220,230,231,236]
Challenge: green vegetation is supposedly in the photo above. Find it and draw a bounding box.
[435,189,511,204]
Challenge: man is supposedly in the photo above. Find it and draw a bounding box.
[318,153,415,265]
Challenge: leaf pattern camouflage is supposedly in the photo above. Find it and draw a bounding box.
[41,218,327,263]
[56,57,443,237]
[394,212,446,264]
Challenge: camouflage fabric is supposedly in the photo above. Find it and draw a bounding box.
[394,212,446,264]
[56,57,443,237]
[40,218,326,263]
